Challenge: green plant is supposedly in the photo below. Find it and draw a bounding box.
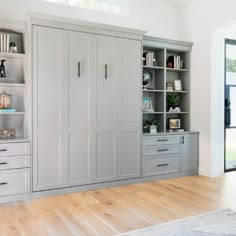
[143,119,159,128]
[167,94,180,106]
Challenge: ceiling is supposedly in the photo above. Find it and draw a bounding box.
[166,0,195,7]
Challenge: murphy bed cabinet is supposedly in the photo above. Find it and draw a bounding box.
[32,21,142,192]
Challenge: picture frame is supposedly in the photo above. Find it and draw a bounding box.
[168,118,181,129]
[0,128,16,139]
[174,79,182,91]
[142,97,154,112]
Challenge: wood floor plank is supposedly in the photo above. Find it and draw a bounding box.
[0,173,236,235]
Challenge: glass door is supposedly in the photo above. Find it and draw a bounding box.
[225,39,236,172]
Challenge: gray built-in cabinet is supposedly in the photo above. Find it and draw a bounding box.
[32,24,142,192]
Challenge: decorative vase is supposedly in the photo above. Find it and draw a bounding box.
[150,125,157,134]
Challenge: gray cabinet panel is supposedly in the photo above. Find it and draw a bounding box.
[68,134,90,184]
[96,133,115,180]
[181,134,199,172]
[33,26,67,191]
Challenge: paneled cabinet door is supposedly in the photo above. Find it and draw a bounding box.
[33,26,67,191]
[66,31,93,186]
[181,134,199,172]
[117,38,142,179]
[94,35,117,182]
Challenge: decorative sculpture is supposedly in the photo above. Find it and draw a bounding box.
[0,60,6,78]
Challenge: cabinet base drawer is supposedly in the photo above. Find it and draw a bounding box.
[142,156,180,177]
[0,142,30,157]
[0,169,30,197]
[143,136,180,146]
[0,155,30,170]
[143,145,180,157]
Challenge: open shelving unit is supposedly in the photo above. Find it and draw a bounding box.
[0,23,29,141]
[142,36,193,134]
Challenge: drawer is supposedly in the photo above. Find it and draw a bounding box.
[142,156,180,177]
[0,155,30,170]
[143,145,180,157]
[0,142,30,157]
[0,169,30,197]
[143,136,180,147]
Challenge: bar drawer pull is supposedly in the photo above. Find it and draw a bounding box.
[157,149,169,152]
[0,149,7,152]
[157,164,169,167]
[0,162,7,165]
[0,182,7,186]
[157,139,168,142]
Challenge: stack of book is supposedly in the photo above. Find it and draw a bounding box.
[0,109,16,113]
[167,55,184,69]
[143,51,154,67]
[0,33,10,53]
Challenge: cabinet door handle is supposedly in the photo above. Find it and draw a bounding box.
[157,139,168,142]
[0,162,7,165]
[181,136,184,144]
[105,64,108,79]
[157,164,168,167]
[157,149,169,152]
[78,62,81,77]
[0,182,7,186]
[0,149,7,152]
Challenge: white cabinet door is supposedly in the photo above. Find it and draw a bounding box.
[33,26,67,191]
[94,35,117,182]
[117,38,142,179]
[66,31,93,186]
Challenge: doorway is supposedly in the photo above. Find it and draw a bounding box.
[225,39,236,172]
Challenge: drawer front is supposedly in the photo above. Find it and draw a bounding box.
[0,169,30,197]
[143,136,180,146]
[0,155,30,170]
[143,145,180,157]
[0,142,30,157]
[142,156,180,177]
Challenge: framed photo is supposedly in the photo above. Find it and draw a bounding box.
[142,97,154,112]
[0,129,16,139]
[168,118,181,129]
[174,80,182,91]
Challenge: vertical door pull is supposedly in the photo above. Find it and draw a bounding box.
[78,62,81,77]
[181,136,185,144]
[105,64,108,79]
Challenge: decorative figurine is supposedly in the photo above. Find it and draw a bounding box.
[9,42,17,53]
[0,60,6,78]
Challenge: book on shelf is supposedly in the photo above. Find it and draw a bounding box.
[167,55,184,69]
[143,51,154,67]
[0,33,10,53]
[0,109,16,113]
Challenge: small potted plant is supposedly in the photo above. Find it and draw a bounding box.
[167,94,180,110]
[143,119,159,133]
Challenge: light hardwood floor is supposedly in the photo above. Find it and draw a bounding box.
[1,173,236,235]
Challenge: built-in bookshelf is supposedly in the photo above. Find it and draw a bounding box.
[0,21,29,140]
[142,36,193,134]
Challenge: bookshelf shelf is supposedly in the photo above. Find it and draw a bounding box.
[143,36,193,133]
[0,82,25,87]
[0,112,25,115]
[143,65,164,70]
[0,52,25,59]
[167,68,188,72]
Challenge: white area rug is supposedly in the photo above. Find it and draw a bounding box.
[118,209,236,236]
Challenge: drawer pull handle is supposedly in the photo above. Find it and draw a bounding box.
[158,149,169,152]
[0,149,7,152]
[157,164,169,167]
[157,139,168,142]
[0,162,7,165]
[0,182,7,186]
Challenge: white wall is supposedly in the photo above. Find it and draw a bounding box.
[0,0,180,39]
[180,0,236,177]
